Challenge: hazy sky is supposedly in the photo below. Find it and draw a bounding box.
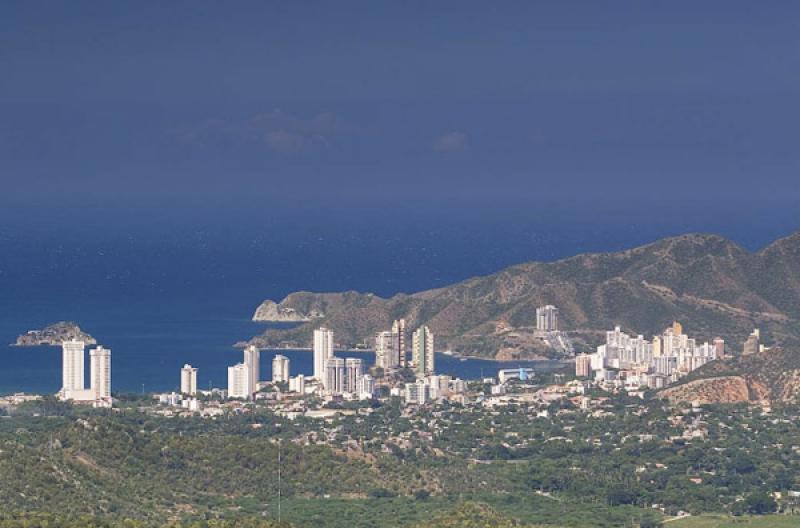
[2,1,800,219]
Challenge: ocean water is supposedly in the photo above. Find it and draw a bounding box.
[0,207,795,395]
[0,304,562,395]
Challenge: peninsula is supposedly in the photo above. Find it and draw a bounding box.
[247,231,800,359]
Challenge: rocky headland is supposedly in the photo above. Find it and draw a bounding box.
[246,231,800,360]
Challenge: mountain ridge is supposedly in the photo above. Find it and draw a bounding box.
[247,230,800,359]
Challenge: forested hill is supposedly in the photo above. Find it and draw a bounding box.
[248,231,800,359]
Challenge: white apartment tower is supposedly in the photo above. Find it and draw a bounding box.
[227,363,251,399]
[89,346,111,400]
[243,345,260,394]
[344,358,363,392]
[313,327,334,380]
[62,339,85,396]
[392,319,406,367]
[325,357,346,393]
[536,305,559,332]
[181,364,198,395]
[272,354,290,383]
[412,326,435,377]
[375,330,399,370]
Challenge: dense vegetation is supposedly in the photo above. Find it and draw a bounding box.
[2,393,800,527]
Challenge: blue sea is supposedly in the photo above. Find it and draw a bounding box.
[0,302,562,395]
[0,205,795,395]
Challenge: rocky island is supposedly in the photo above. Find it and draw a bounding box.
[13,321,96,347]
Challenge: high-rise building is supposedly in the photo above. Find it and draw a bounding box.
[404,381,430,405]
[412,326,435,377]
[392,319,406,367]
[325,357,346,393]
[344,358,363,392]
[288,374,305,394]
[313,327,335,380]
[743,329,760,355]
[536,305,559,332]
[62,339,85,396]
[272,354,290,383]
[375,330,399,370]
[243,345,260,394]
[89,346,111,400]
[181,364,198,395]
[355,374,375,399]
[713,337,725,360]
[652,336,662,357]
[672,321,683,336]
[575,354,592,378]
[227,363,251,399]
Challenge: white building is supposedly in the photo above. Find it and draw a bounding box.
[228,363,251,399]
[313,327,334,380]
[392,319,406,367]
[344,358,363,392]
[243,345,260,394]
[288,374,306,394]
[375,330,399,370]
[536,305,559,332]
[89,346,111,401]
[355,374,375,399]
[272,354,290,384]
[62,339,85,398]
[181,364,198,395]
[412,326,435,377]
[404,381,430,405]
[325,357,346,393]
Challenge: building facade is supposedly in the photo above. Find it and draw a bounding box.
[412,325,435,377]
[313,327,335,380]
[89,346,111,401]
[325,357,346,393]
[62,339,85,397]
[536,305,559,332]
[181,364,198,395]
[272,354,290,383]
[243,345,260,394]
[227,363,251,399]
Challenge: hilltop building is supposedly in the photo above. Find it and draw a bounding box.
[743,329,761,355]
[536,305,559,331]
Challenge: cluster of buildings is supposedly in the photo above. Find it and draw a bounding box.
[215,320,456,406]
[58,339,112,408]
[575,322,726,389]
[534,305,574,354]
